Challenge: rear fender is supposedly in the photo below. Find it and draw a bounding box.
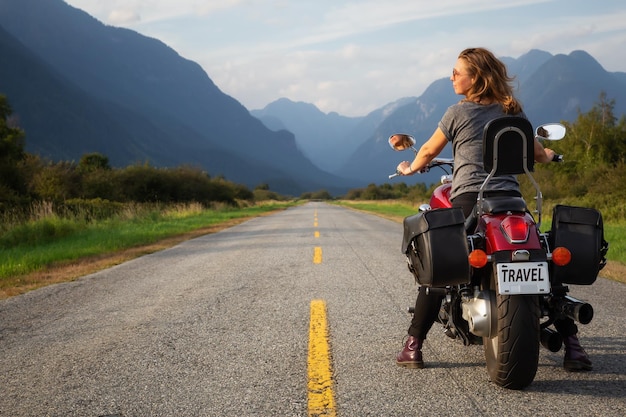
[480,213,543,253]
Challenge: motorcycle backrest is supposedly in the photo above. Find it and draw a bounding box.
[479,116,543,226]
[483,116,534,176]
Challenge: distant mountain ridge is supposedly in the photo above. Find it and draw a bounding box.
[1,0,625,194]
[251,99,364,172]
[251,97,417,173]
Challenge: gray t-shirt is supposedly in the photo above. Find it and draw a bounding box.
[438,101,522,200]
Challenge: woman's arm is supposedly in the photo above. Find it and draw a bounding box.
[533,137,556,163]
[397,128,448,175]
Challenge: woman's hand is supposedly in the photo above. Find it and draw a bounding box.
[396,161,413,175]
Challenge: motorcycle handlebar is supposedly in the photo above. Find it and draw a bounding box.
[389,157,453,178]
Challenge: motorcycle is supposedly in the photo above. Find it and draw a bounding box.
[389,116,608,389]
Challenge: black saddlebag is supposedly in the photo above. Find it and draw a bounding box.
[402,208,470,287]
[549,205,608,285]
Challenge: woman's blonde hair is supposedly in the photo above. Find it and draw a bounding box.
[458,47,522,114]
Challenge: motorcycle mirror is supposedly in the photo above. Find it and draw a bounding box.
[388,133,417,152]
[535,123,566,141]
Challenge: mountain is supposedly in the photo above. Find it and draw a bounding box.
[0,24,190,167]
[335,79,459,185]
[518,50,626,124]
[0,0,356,196]
[251,97,418,174]
[251,99,364,172]
[501,49,553,84]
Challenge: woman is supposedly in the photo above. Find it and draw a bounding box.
[395,47,592,372]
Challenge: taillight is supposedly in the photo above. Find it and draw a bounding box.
[552,247,572,266]
[469,249,488,268]
[500,216,530,243]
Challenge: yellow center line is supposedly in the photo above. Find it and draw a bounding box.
[308,300,336,417]
[313,210,322,261]
[313,247,322,264]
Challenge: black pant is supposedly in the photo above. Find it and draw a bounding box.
[407,191,578,339]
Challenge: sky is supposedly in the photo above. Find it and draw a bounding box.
[62,0,626,117]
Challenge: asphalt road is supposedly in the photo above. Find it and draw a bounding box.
[1,202,625,416]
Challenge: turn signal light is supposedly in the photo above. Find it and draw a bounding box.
[552,247,572,266]
[469,249,488,268]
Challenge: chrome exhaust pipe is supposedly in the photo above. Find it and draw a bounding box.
[554,295,594,325]
[540,327,563,352]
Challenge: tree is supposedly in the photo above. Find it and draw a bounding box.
[0,95,28,210]
[78,153,111,173]
[530,93,626,220]
[557,92,625,167]
[30,161,82,202]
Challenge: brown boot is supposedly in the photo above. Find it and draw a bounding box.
[563,334,592,372]
[396,335,424,369]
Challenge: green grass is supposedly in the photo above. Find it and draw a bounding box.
[604,223,626,263]
[332,200,419,219]
[0,202,298,281]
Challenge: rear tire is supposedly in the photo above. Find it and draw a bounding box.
[483,272,540,390]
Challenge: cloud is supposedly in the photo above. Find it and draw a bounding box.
[285,0,552,49]
[72,0,246,26]
[193,0,245,17]
[108,9,141,25]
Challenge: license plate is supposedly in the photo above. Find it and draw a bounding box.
[496,262,550,295]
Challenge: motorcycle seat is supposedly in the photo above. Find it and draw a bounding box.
[480,196,528,214]
[464,196,528,233]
